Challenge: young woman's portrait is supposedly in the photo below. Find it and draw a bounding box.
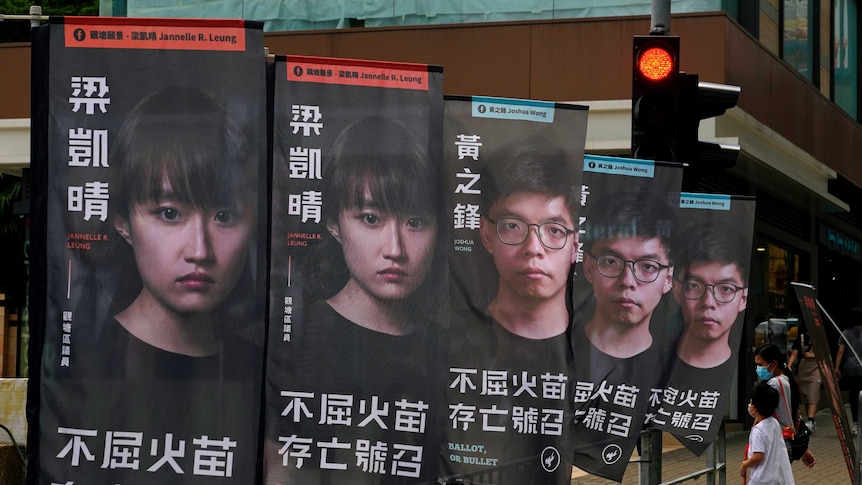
[304,115,446,333]
[60,87,265,485]
[266,114,447,484]
[84,87,261,379]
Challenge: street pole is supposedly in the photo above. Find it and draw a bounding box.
[639,2,671,480]
[651,0,671,34]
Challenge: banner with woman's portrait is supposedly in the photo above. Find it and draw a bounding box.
[28,17,267,485]
[265,56,446,484]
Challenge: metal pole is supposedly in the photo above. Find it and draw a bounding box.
[651,0,671,34]
[638,429,662,485]
[638,430,650,485]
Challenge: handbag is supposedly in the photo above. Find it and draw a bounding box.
[784,420,811,461]
[777,376,810,461]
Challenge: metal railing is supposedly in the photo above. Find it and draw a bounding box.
[637,425,727,485]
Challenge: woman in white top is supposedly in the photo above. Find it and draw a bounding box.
[755,343,816,468]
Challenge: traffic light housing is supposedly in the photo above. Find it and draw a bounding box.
[631,35,681,162]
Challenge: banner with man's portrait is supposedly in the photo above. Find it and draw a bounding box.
[29,17,267,485]
[442,95,587,484]
[569,155,682,481]
[264,55,446,484]
[653,194,755,455]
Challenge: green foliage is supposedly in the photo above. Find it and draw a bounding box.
[1,0,99,43]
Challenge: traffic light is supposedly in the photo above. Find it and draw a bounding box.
[631,35,741,173]
[631,35,681,162]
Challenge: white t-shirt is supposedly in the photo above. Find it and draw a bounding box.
[746,416,795,485]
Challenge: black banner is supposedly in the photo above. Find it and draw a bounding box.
[442,95,587,484]
[29,17,267,485]
[653,194,755,455]
[264,56,446,484]
[570,155,681,481]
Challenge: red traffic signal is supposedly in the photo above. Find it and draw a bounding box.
[631,36,681,162]
[633,36,679,84]
[637,46,675,81]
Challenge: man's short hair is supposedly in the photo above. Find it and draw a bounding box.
[750,382,779,417]
[479,137,579,220]
[674,220,750,285]
[581,188,675,262]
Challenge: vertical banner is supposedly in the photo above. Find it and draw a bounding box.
[569,154,682,481]
[29,17,267,485]
[792,282,856,482]
[443,95,587,484]
[264,56,446,484]
[652,194,755,455]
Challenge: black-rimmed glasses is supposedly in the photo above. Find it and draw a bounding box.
[679,279,746,303]
[589,253,670,283]
[488,217,574,250]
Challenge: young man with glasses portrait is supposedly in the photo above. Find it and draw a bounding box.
[442,139,580,485]
[672,221,749,370]
[579,189,675,360]
[651,219,751,454]
[570,188,676,479]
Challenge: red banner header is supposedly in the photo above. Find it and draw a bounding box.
[64,21,246,51]
[286,56,430,91]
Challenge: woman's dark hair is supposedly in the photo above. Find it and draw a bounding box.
[111,88,256,219]
[301,115,446,323]
[756,342,800,416]
[100,88,258,337]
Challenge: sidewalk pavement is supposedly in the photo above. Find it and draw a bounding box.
[571,409,857,484]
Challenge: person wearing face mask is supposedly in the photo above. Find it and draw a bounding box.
[754,343,816,468]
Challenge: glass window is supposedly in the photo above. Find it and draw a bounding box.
[834,0,858,118]
[752,243,802,359]
[752,241,806,324]
[783,0,815,82]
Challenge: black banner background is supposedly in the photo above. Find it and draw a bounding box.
[29,17,267,485]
